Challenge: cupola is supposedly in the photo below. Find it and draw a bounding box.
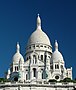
[52,40,64,63]
[12,42,24,63]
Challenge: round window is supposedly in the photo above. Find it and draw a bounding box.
[55,76,59,80]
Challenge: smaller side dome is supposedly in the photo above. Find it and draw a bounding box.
[52,41,64,63]
[12,43,24,63]
[52,50,64,62]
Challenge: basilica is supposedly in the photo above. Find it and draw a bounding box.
[6,14,72,84]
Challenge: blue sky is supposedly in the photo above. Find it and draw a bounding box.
[0,0,76,79]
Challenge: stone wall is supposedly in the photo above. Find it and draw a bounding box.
[0,82,75,90]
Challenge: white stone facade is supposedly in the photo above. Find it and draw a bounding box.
[6,15,72,89]
[0,82,75,90]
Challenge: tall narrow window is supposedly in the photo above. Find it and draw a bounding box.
[55,64,59,69]
[42,72,44,79]
[15,66,16,71]
[44,55,47,64]
[33,68,36,77]
[41,55,43,61]
[55,65,56,69]
[45,55,47,59]
[57,64,59,69]
[26,74,28,80]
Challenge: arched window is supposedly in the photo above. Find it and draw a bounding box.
[15,66,16,71]
[55,75,59,80]
[55,64,59,69]
[26,74,28,80]
[57,64,59,69]
[41,55,43,61]
[55,64,56,69]
[44,55,47,63]
[42,72,44,79]
[33,68,36,77]
[61,65,63,69]
[14,77,18,81]
[45,55,47,59]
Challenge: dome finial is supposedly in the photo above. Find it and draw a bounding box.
[55,40,58,51]
[37,14,41,29]
[38,13,39,16]
[16,42,20,53]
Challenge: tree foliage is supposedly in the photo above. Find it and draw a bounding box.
[0,78,10,82]
[48,79,57,82]
[59,78,75,83]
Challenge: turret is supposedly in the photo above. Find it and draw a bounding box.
[52,40,65,80]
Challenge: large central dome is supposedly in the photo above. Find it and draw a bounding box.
[27,14,51,46]
[27,28,51,46]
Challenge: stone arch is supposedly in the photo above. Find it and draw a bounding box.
[14,77,18,81]
[33,68,36,77]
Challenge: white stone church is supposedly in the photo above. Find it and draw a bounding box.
[6,14,72,83]
[3,15,74,90]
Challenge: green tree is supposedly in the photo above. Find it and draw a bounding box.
[0,78,10,82]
